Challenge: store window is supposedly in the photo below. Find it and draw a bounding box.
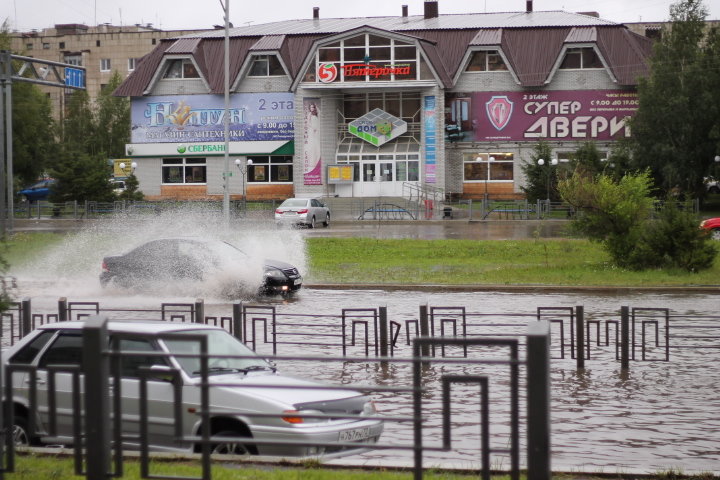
[163,59,200,79]
[560,47,603,69]
[248,55,284,76]
[162,158,207,184]
[342,92,421,123]
[463,153,514,181]
[465,50,508,72]
[246,156,293,183]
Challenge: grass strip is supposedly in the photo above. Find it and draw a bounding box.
[306,237,720,287]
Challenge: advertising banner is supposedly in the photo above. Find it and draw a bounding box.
[130,93,294,144]
[445,90,638,142]
[424,96,437,184]
[303,98,322,185]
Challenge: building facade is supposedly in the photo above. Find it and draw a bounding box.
[10,23,207,122]
[115,1,652,201]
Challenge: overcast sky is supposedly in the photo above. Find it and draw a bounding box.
[3,0,719,32]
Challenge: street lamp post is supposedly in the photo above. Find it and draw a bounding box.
[537,158,558,204]
[220,0,231,225]
[235,157,253,213]
[118,161,137,175]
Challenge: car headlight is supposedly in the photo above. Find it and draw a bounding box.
[264,268,286,280]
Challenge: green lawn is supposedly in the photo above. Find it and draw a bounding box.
[306,237,720,287]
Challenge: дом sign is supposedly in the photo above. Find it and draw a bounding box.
[470,90,638,141]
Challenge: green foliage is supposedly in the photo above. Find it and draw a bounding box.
[520,141,559,202]
[559,170,717,271]
[627,200,717,271]
[628,0,720,199]
[95,72,130,158]
[118,174,145,201]
[11,82,56,186]
[49,150,115,203]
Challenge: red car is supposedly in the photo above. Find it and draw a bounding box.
[700,217,720,240]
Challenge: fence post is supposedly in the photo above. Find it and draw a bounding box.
[82,316,110,480]
[194,298,205,324]
[575,306,585,369]
[232,301,243,342]
[20,298,31,338]
[621,306,630,370]
[58,297,68,322]
[527,321,551,480]
[379,305,388,360]
[419,304,430,362]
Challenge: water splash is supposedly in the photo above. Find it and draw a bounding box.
[11,206,307,303]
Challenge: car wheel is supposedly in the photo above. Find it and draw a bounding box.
[323,213,330,227]
[711,228,720,241]
[309,216,316,229]
[211,430,251,455]
[12,414,32,447]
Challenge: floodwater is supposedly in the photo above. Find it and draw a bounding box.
[7,213,720,474]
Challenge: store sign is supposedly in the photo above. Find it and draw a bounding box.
[446,90,639,142]
[130,93,294,144]
[317,63,414,83]
[348,109,407,147]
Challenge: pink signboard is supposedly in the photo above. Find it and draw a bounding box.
[447,90,638,142]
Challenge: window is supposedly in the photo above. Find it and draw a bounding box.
[463,153,514,182]
[560,47,603,69]
[112,337,167,378]
[64,55,82,66]
[342,92,421,123]
[59,42,65,49]
[306,34,423,83]
[128,58,138,71]
[26,43,33,50]
[152,38,157,45]
[100,58,111,71]
[9,331,55,364]
[39,333,83,367]
[162,158,207,184]
[246,156,293,183]
[163,59,200,79]
[43,42,50,49]
[248,55,284,76]
[465,50,508,72]
[96,40,101,47]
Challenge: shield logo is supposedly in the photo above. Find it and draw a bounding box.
[485,96,514,131]
[376,122,392,136]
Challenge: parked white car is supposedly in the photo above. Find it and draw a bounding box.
[275,198,330,228]
[2,321,382,457]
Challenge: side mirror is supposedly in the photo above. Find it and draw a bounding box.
[147,364,178,383]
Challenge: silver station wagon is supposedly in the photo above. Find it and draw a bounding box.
[2,321,383,457]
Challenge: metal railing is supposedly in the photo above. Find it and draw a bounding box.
[0,315,551,480]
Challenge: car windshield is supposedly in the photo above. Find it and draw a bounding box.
[162,329,271,376]
[280,199,309,208]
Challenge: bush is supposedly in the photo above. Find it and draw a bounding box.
[626,201,717,271]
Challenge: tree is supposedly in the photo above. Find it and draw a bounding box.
[49,150,116,203]
[95,71,130,158]
[1,21,57,187]
[118,174,145,201]
[558,169,717,271]
[628,0,719,199]
[520,141,560,202]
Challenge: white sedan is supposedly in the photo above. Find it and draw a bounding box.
[275,198,330,228]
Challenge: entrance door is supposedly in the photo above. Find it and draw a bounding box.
[358,160,401,196]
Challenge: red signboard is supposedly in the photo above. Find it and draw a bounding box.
[447,90,639,142]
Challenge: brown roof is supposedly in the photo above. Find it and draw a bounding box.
[115,11,650,96]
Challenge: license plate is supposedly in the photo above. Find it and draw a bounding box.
[293,278,302,286]
[339,426,371,442]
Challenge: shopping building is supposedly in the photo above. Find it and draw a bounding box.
[115,1,652,201]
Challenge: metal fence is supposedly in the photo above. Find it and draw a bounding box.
[0,314,551,480]
[3,298,718,367]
